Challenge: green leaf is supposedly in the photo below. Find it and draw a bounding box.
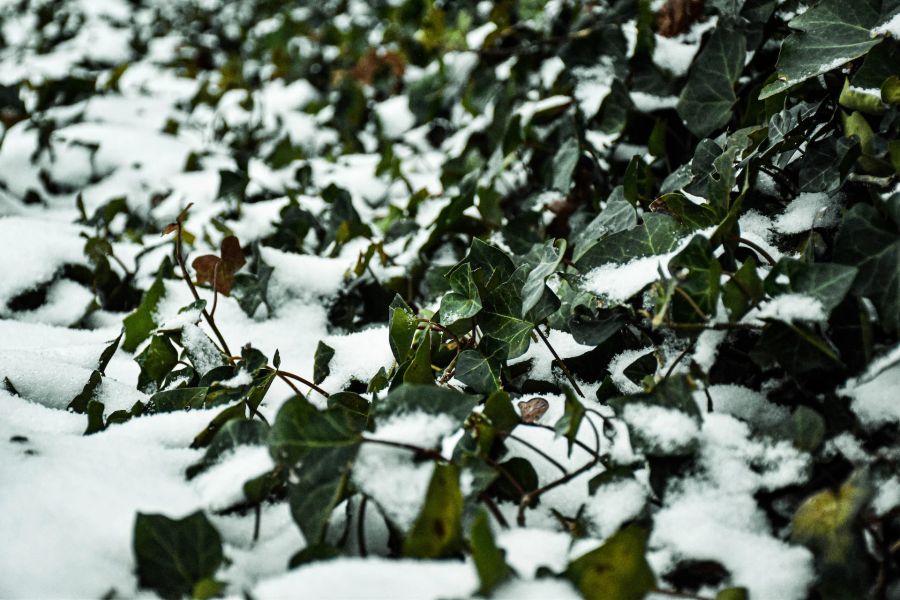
[765,259,859,316]
[554,387,586,457]
[313,341,335,385]
[133,511,223,600]
[123,268,167,352]
[149,387,210,412]
[288,449,355,545]
[403,327,435,385]
[792,470,874,599]
[551,137,580,192]
[97,329,123,375]
[716,588,749,600]
[520,239,565,316]
[389,304,418,363]
[187,418,269,479]
[454,349,501,394]
[68,369,103,414]
[722,256,764,321]
[797,135,861,193]
[85,398,105,435]
[564,524,656,600]
[470,510,512,596]
[440,263,482,324]
[269,394,364,466]
[571,189,638,262]
[403,463,464,559]
[760,0,891,99]
[834,203,900,333]
[668,235,722,321]
[575,214,687,271]
[375,384,477,426]
[677,23,747,137]
[231,242,274,317]
[135,335,179,394]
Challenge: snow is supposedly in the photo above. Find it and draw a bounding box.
[754,293,827,323]
[496,528,572,577]
[873,12,900,37]
[253,558,478,600]
[774,192,840,234]
[583,254,670,302]
[608,346,655,394]
[584,477,647,538]
[621,403,700,454]
[840,343,900,429]
[374,95,416,139]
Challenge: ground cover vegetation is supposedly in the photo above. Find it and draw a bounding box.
[1,0,900,598]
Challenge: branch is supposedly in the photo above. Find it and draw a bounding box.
[535,326,584,398]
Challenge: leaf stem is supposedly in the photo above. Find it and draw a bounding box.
[172,210,234,360]
[360,437,448,462]
[535,326,584,398]
[735,236,777,267]
[503,433,568,476]
[276,369,330,398]
[357,495,368,557]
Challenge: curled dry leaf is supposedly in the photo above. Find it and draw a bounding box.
[518,397,550,423]
[657,0,704,37]
[192,235,247,296]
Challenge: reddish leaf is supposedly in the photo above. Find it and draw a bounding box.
[191,236,246,296]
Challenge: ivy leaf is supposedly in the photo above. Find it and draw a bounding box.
[288,446,355,545]
[469,510,512,595]
[668,235,722,321]
[403,463,464,559]
[564,524,656,600]
[520,239,566,316]
[375,384,477,426]
[554,387,586,457]
[68,369,103,414]
[403,327,434,385]
[186,418,269,479]
[572,188,638,262]
[388,302,418,363]
[192,235,246,296]
[149,387,210,412]
[792,470,874,599]
[834,203,900,333]
[760,0,893,99]
[268,394,363,466]
[135,335,179,394]
[677,22,747,137]
[722,256,765,321]
[797,135,861,193]
[231,242,274,317]
[313,341,335,385]
[97,328,123,375]
[123,266,167,352]
[454,348,501,394]
[575,214,687,271]
[439,263,482,324]
[551,137,580,192]
[765,259,859,316]
[133,511,223,600]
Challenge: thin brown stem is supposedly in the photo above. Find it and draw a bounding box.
[535,326,584,398]
[517,457,600,526]
[276,369,330,398]
[520,422,605,462]
[479,494,509,529]
[210,260,220,319]
[360,437,448,462]
[504,433,568,476]
[277,372,305,397]
[673,286,708,321]
[172,215,234,359]
[735,236,777,267]
[356,495,368,558]
[664,342,695,380]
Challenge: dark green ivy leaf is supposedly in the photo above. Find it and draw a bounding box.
[470,510,512,596]
[133,511,223,600]
[403,463,464,559]
[564,524,656,600]
[122,267,167,353]
[313,341,335,385]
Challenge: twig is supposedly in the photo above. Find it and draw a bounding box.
[360,437,448,462]
[664,342,695,380]
[210,260,220,319]
[735,236,777,267]
[673,286,707,321]
[171,213,234,359]
[276,369,330,398]
[357,495,368,557]
[517,457,600,526]
[479,494,509,529]
[503,433,568,476]
[535,326,584,398]
[277,372,305,397]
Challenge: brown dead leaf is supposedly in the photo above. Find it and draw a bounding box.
[657,0,704,38]
[192,235,246,295]
[518,397,550,423]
